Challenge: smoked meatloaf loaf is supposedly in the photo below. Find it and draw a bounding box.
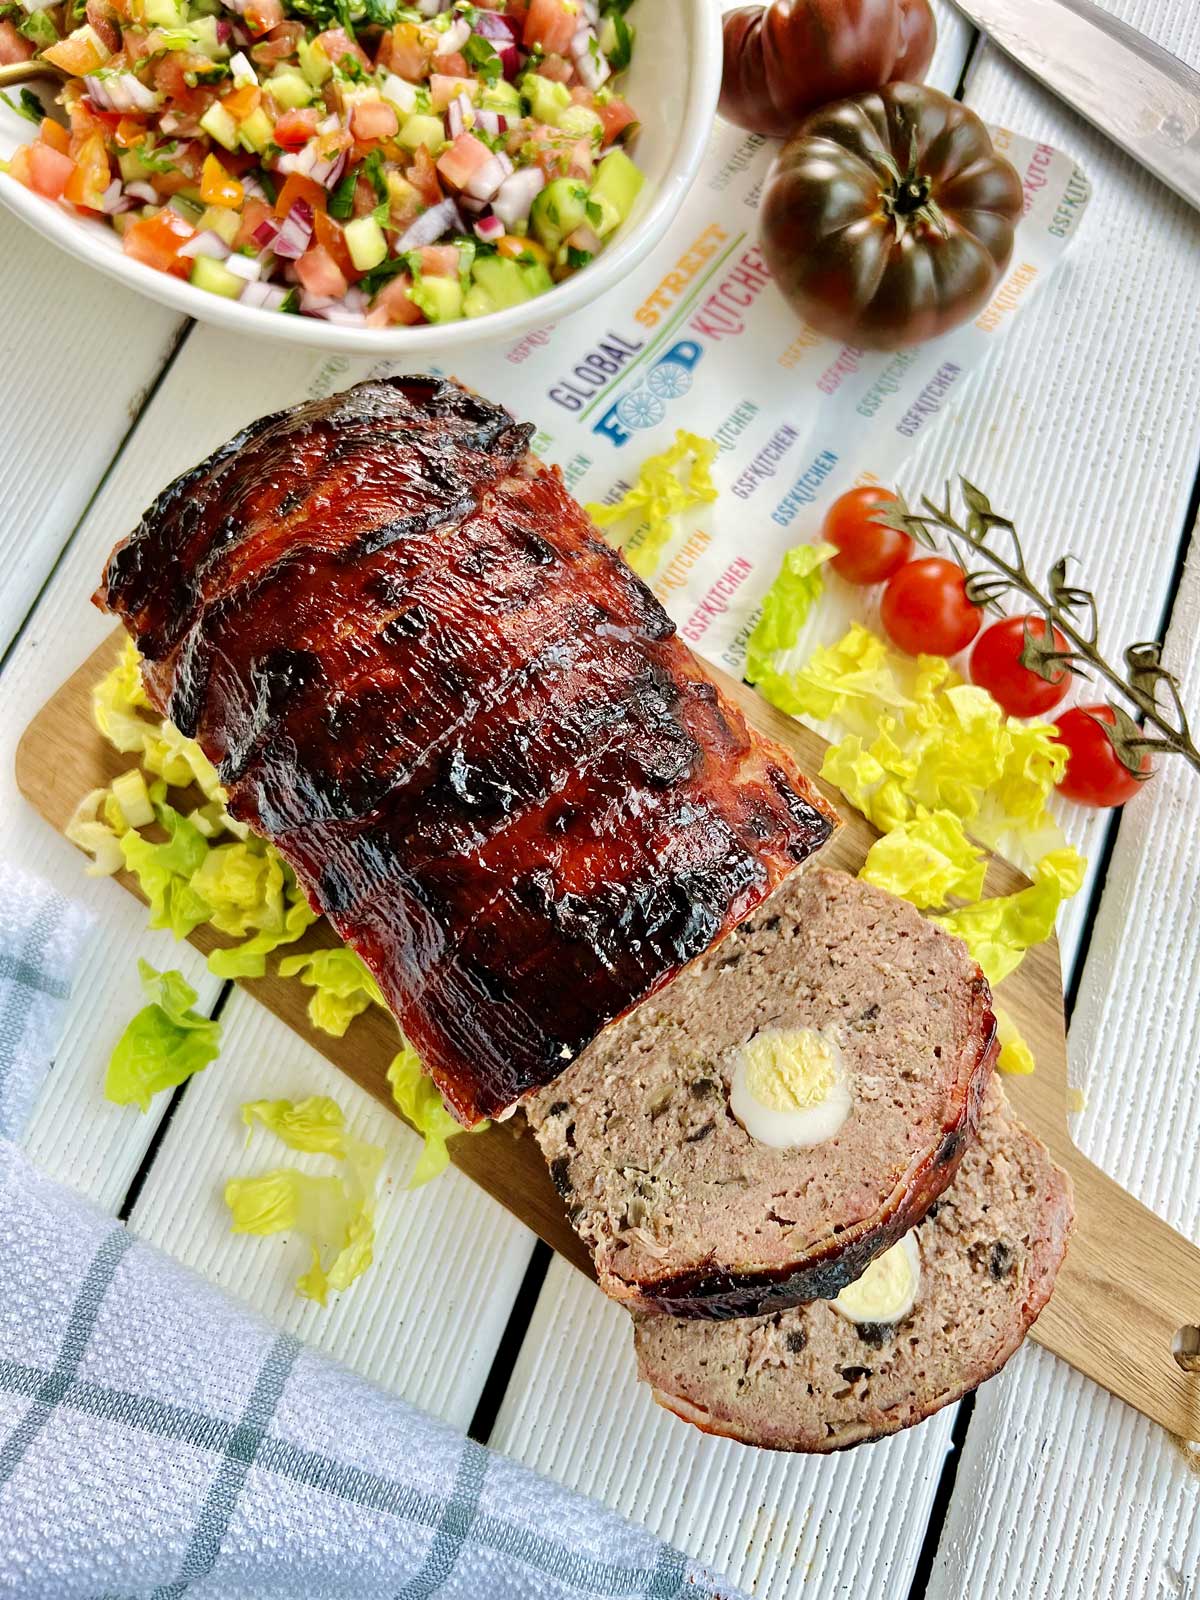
[634,1084,1073,1452]
[94,376,839,1126]
[527,868,998,1319]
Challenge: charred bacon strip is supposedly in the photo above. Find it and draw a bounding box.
[96,377,839,1125]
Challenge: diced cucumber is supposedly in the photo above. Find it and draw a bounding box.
[530,177,590,252]
[167,193,204,223]
[118,148,151,183]
[397,113,445,152]
[521,73,571,127]
[466,255,534,316]
[142,0,183,28]
[344,216,388,272]
[198,204,241,245]
[267,69,314,109]
[386,170,419,213]
[237,106,274,153]
[185,16,224,58]
[409,274,463,323]
[297,37,332,86]
[589,191,621,238]
[557,105,603,142]
[591,148,644,227]
[479,79,521,115]
[199,101,239,153]
[190,254,244,299]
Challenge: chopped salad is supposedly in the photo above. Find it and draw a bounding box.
[1,0,643,325]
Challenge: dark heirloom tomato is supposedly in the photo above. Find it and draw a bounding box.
[720,0,936,139]
[761,84,1023,350]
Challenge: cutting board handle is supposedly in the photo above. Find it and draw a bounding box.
[1030,1143,1200,1442]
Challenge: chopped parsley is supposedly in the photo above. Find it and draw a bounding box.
[462,34,501,85]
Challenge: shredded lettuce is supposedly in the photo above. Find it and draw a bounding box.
[386,1045,484,1188]
[105,960,222,1112]
[227,1095,383,1303]
[933,846,1086,988]
[278,948,385,1036]
[995,1006,1035,1077]
[859,810,988,910]
[745,543,836,688]
[586,431,718,578]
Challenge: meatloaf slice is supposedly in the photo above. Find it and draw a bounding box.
[634,1084,1072,1452]
[527,869,997,1319]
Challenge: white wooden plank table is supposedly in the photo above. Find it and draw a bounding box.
[1,0,1198,1592]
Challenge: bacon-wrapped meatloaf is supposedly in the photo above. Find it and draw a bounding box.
[96,377,839,1125]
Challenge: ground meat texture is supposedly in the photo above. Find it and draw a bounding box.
[94,377,839,1126]
[527,869,997,1318]
[633,1084,1073,1453]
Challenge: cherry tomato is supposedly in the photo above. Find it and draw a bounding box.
[1053,705,1152,808]
[880,557,982,657]
[969,614,1072,719]
[822,486,912,585]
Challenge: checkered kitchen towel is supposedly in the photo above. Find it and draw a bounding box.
[0,867,742,1600]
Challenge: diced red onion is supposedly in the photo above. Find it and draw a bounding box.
[434,16,470,54]
[573,29,611,92]
[396,197,464,251]
[240,280,290,311]
[215,18,231,42]
[252,215,281,248]
[343,285,368,313]
[447,93,470,140]
[416,0,452,13]
[124,179,158,205]
[459,194,486,215]
[473,109,505,137]
[498,43,519,79]
[240,172,267,200]
[311,149,347,187]
[179,231,233,261]
[464,150,513,202]
[223,253,263,281]
[491,165,545,227]
[99,178,136,214]
[472,11,519,42]
[85,69,161,117]
[474,212,504,243]
[272,199,313,259]
[83,76,114,112]
[276,142,318,177]
[299,289,338,311]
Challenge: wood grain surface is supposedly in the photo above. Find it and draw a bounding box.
[16,635,1200,1443]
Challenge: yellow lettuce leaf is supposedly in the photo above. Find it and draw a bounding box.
[859,810,988,910]
[241,1095,347,1154]
[933,847,1086,987]
[278,948,385,1036]
[386,1045,485,1188]
[586,431,718,578]
[994,1007,1036,1076]
[745,543,836,685]
[105,961,222,1112]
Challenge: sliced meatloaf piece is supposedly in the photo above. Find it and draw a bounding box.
[634,1084,1073,1452]
[527,869,997,1318]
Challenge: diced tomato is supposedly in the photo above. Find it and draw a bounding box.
[430,73,472,112]
[5,146,33,187]
[498,232,549,266]
[567,135,594,180]
[273,108,320,149]
[436,50,470,78]
[273,170,327,218]
[221,83,261,122]
[44,24,112,76]
[295,243,348,299]
[538,52,574,84]
[151,53,210,115]
[406,144,442,206]
[372,272,424,325]
[250,21,304,66]
[524,0,577,55]
[350,173,378,218]
[351,99,399,142]
[379,21,428,79]
[596,95,637,146]
[242,0,284,34]
[0,19,35,64]
[113,115,149,149]
[200,152,243,208]
[63,132,110,208]
[313,208,358,281]
[28,143,77,200]
[236,196,273,249]
[418,244,460,277]
[314,26,370,71]
[122,207,196,277]
[40,118,71,155]
[436,131,492,192]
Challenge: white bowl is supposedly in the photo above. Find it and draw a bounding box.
[0,0,722,354]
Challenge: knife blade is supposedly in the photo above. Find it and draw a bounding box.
[949,0,1200,212]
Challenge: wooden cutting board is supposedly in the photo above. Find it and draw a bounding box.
[16,637,1200,1444]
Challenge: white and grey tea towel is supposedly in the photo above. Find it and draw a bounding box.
[0,865,743,1600]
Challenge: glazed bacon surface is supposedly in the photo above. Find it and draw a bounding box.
[96,377,839,1125]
